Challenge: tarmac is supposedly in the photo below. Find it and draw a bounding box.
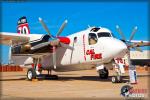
[0,67,150,100]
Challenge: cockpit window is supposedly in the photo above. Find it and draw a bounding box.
[97,32,111,38]
[89,33,98,45]
[90,28,100,32]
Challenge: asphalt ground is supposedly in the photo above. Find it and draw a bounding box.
[0,68,150,100]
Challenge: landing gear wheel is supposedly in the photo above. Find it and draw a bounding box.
[112,76,117,83]
[98,68,109,79]
[112,76,122,83]
[117,76,122,83]
[27,68,36,81]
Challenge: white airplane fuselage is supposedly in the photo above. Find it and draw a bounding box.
[20,27,127,71]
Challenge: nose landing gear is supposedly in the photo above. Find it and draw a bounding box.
[111,74,123,83]
[112,64,124,83]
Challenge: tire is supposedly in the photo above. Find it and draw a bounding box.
[98,68,109,79]
[112,76,117,83]
[117,76,122,83]
[27,68,36,81]
[112,76,122,83]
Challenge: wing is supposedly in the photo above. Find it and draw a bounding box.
[0,32,30,46]
[129,40,150,47]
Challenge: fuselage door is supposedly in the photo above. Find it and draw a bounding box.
[85,33,98,62]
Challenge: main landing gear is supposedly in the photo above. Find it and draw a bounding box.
[26,68,58,81]
[98,67,109,79]
[26,57,58,81]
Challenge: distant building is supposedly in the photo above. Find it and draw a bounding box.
[129,50,150,66]
[130,50,150,60]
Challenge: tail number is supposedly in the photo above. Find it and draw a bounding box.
[17,23,30,34]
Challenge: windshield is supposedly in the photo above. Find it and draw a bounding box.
[97,32,111,38]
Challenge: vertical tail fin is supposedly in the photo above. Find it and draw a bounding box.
[17,16,30,34]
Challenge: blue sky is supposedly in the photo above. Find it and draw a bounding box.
[0,1,149,64]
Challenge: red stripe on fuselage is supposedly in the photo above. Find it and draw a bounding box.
[83,34,86,61]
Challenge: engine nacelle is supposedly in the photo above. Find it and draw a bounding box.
[12,43,31,54]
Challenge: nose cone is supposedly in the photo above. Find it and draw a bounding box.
[112,40,127,58]
[102,38,127,59]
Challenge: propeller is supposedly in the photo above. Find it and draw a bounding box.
[60,42,74,50]
[38,17,69,69]
[116,25,142,83]
[115,25,142,52]
[133,46,142,52]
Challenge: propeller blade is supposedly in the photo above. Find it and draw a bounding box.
[52,46,56,69]
[39,17,52,37]
[116,25,126,41]
[56,20,68,36]
[129,26,138,42]
[133,46,142,52]
[60,42,74,50]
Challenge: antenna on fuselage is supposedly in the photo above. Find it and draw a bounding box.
[88,25,91,28]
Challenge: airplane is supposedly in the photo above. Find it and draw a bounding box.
[0,16,149,83]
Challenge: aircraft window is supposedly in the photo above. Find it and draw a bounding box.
[89,33,98,45]
[74,37,77,43]
[97,32,111,38]
[90,28,100,32]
